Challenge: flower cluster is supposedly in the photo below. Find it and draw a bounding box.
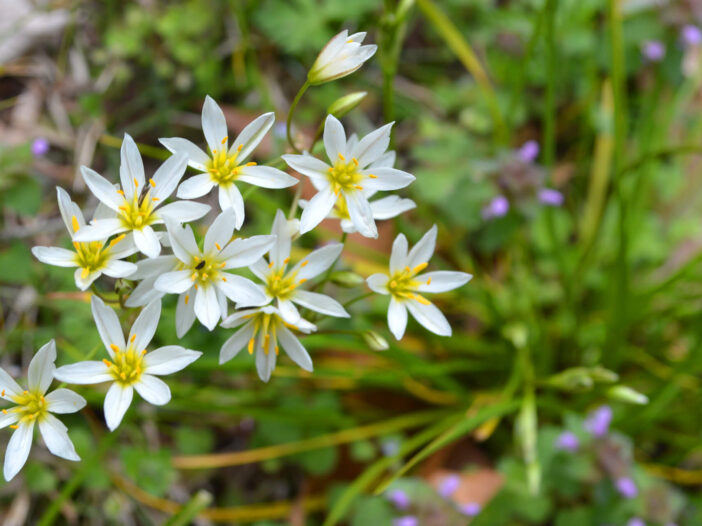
[4,29,472,481]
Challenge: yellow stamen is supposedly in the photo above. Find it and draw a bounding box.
[130,334,136,343]
[268,261,274,268]
[338,153,345,161]
[71,216,80,233]
[81,268,89,279]
[246,162,257,166]
[117,189,125,196]
[222,136,228,145]
[299,278,307,284]
[301,260,308,267]
[109,234,126,248]
[10,425,17,429]
[237,144,243,151]
[110,344,120,353]
[427,278,432,285]
[222,276,227,282]
[368,174,377,179]
[248,338,255,354]
[352,158,359,165]
[283,257,290,264]
[184,295,189,305]
[355,185,363,190]
[149,178,156,188]
[102,359,112,367]
[215,243,222,250]
[413,263,428,273]
[152,197,160,201]
[133,178,139,187]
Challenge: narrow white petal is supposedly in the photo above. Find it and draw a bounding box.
[155,271,194,296]
[134,375,171,405]
[292,290,349,317]
[415,271,473,293]
[370,195,415,220]
[133,226,161,258]
[219,321,255,364]
[388,298,408,340]
[291,243,343,281]
[165,221,199,263]
[361,167,415,191]
[53,361,113,384]
[202,96,228,154]
[143,346,201,375]
[81,166,122,211]
[369,150,396,168]
[221,308,261,328]
[351,122,393,167]
[250,257,270,281]
[128,255,178,280]
[0,368,22,400]
[74,268,101,291]
[39,414,80,461]
[56,186,84,234]
[218,275,267,307]
[160,138,210,171]
[0,412,19,429]
[407,225,438,268]
[150,154,189,202]
[126,277,166,308]
[104,383,134,431]
[28,340,56,394]
[255,340,277,383]
[177,173,216,199]
[102,260,138,279]
[108,233,139,259]
[45,388,86,413]
[73,219,125,242]
[323,114,347,163]
[270,209,291,268]
[366,273,390,294]
[218,184,245,229]
[91,296,125,353]
[299,188,336,234]
[4,421,35,481]
[194,285,221,330]
[278,299,301,324]
[230,112,274,162]
[220,235,276,269]
[238,165,297,189]
[278,325,313,372]
[406,299,452,337]
[390,233,408,273]
[120,134,145,200]
[281,154,331,182]
[158,201,211,223]
[205,209,237,254]
[344,190,377,238]
[31,246,77,268]
[128,299,161,352]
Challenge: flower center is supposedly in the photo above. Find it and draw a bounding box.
[387,263,431,304]
[188,254,224,286]
[327,154,365,194]
[247,311,279,356]
[265,267,306,301]
[117,178,159,230]
[71,217,126,278]
[10,390,49,423]
[207,143,258,185]
[103,341,145,386]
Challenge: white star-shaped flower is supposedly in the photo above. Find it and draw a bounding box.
[283,115,415,238]
[32,187,138,290]
[54,297,201,431]
[0,340,86,481]
[299,148,415,233]
[367,226,472,340]
[249,209,349,323]
[153,210,275,333]
[307,30,377,85]
[160,96,298,228]
[73,134,210,258]
[219,306,316,382]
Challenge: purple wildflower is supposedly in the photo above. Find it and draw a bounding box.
[518,140,539,163]
[393,516,419,526]
[387,489,410,510]
[584,405,612,438]
[438,474,461,498]
[538,188,564,206]
[555,431,579,452]
[460,502,482,517]
[627,518,645,526]
[682,25,702,47]
[31,138,50,157]
[482,195,509,219]
[616,477,638,499]
[642,41,665,62]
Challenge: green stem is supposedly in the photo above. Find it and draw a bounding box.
[286,81,310,154]
[342,291,373,309]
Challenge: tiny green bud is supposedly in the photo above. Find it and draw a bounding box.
[503,323,528,349]
[546,368,594,391]
[607,385,649,405]
[588,366,619,384]
[362,330,389,351]
[327,92,367,119]
[330,271,365,288]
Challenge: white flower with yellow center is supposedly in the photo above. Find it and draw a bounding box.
[73,134,210,258]
[153,210,275,333]
[283,115,415,238]
[250,209,349,323]
[54,297,201,431]
[367,225,473,340]
[0,340,86,481]
[308,29,377,85]
[299,148,416,233]
[160,96,298,229]
[219,306,316,382]
[32,188,138,290]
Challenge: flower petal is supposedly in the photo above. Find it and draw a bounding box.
[158,201,211,223]
[205,209,236,254]
[407,225,437,268]
[91,296,125,354]
[194,285,221,330]
[126,276,165,308]
[143,346,201,375]
[344,190,377,238]
[128,299,161,352]
[81,166,122,211]
[45,388,86,414]
[220,235,276,269]
[4,421,34,481]
[102,260,138,279]
[366,273,389,294]
[53,361,113,384]
[230,112,274,162]
[351,122,393,167]
[278,298,301,324]
[292,290,349,317]
[323,114,347,163]
[299,187,336,234]
[370,195,415,220]
[31,246,77,267]
[56,186,84,234]
[390,233,408,273]
[165,221,199,263]
[120,134,145,201]
[74,268,101,291]
[150,153,189,202]
[0,411,19,429]
[362,167,415,191]
[217,274,267,307]
[219,320,256,364]
[177,173,216,199]
[39,414,80,461]
[218,184,245,229]
[291,243,343,281]
[238,165,298,189]
[278,325,313,372]
[28,340,56,394]
[134,374,171,405]
[202,96,228,154]
[281,154,330,183]
[104,383,133,431]
[388,298,408,340]
[415,271,473,293]
[160,138,211,171]
[72,219,125,242]
[0,367,22,401]
[133,226,161,258]
[221,308,261,328]
[406,299,451,337]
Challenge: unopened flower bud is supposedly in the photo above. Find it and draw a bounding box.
[327,92,367,119]
[607,385,649,405]
[330,271,365,288]
[308,30,377,85]
[362,330,389,351]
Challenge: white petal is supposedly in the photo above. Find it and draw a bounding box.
[73,219,125,242]
[45,388,86,413]
[106,232,138,259]
[0,412,19,429]
[230,112,274,162]
[255,340,277,382]
[238,165,298,189]
[102,260,137,279]
[415,271,473,293]
[194,285,221,330]
[388,298,408,340]
[128,299,161,352]
[299,188,336,234]
[219,321,256,364]
[92,200,117,222]
[292,243,343,281]
[278,325,313,372]
[133,226,162,258]
[165,221,199,263]
[251,257,270,281]
[269,209,291,267]
[281,154,331,183]
[39,414,79,461]
[74,268,101,291]
[119,134,145,200]
[314,30,348,69]
[171,290,194,336]
[81,166,122,211]
[129,255,178,280]
[351,122,393,167]
[218,275,267,307]
[218,184,245,229]
[160,138,211,172]
[362,167,415,191]
[370,195,416,220]
[134,375,171,405]
[0,367,22,400]
[369,150,396,168]
[177,173,216,199]
[292,290,349,317]
[344,190,377,238]
[143,346,201,375]
[4,421,34,481]
[366,273,389,294]
[31,246,77,267]
[202,96,228,154]
[323,114,347,162]
[407,225,437,268]
[158,201,211,223]
[28,340,56,394]
[220,235,276,269]
[150,154,189,202]
[221,308,261,328]
[406,299,452,337]
[205,209,237,254]
[91,296,125,353]
[53,361,113,384]
[278,298,301,324]
[126,277,166,308]
[390,233,408,273]
[56,186,84,234]
[104,383,134,431]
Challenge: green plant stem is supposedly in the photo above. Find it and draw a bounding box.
[286,80,310,154]
[342,291,373,309]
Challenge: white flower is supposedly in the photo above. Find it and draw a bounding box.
[0,340,86,481]
[160,96,298,228]
[283,115,415,238]
[219,306,316,382]
[299,149,415,233]
[250,209,349,323]
[54,297,201,431]
[153,210,275,334]
[73,134,210,258]
[32,187,138,290]
[367,226,472,340]
[308,30,377,85]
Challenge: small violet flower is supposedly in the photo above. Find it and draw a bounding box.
[438,474,461,498]
[627,518,646,526]
[387,489,411,510]
[682,25,702,47]
[616,476,638,499]
[642,40,665,62]
[31,138,50,157]
[584,405,612,437]
[538,188,564,207]
[393,516,419,526]
[460,502,482,517]
[555,431,579,452]
[482,195,509,219]
[518,140,539,163]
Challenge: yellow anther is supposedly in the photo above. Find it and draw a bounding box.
[404,266,411,272]
[130,334,136,343]
[191,273,197,281]
[184,295,190,305]
[152,197,160,201]
[215,243,222,250]
[133,178,139,187]
[1,390,5,396]
[246,162,257,166]
[102,359,112,367]
[119,205,128,211]
[109,234,126,248]
[299,278,307,284]
[110,344,120,353]
[413,263,428,273]
[368,174,377,179]
[194,283,198,289]
[1,409,6,414]
[202,273,208,279]
[141,349,146,355]
[427,277,432,285]
[275,345,279,355]
[268,261,274,268]
[248,338,255,354]
[222,136,228,145]
[222,276,227,282]
[71,215,80,232]
[117,189,125,196]
[237,144,243,151]
[283,257,290,264]
[120,372,126,380]
[72,241,80,250]
[213,149,218,154]
[338,153,346,161]
[10,425,17,430]
[149,178,156,188]
[301,260,309,267]
[414,295,431,305]
[354,185,363,190]
[390,280,397,288]
[352,158,358,165]
[81,268,90,279]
